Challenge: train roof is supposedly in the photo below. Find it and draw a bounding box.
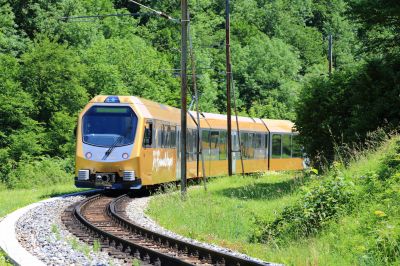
[262,119,295,133]
[90,95,196,127]
[89,96,296,133]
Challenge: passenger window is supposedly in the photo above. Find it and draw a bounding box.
[186,129,192,160]
[161,124,168,148]
[265,134,269,158]
[201,130,210,161]
[282,134,292,158]
[292,135,302,158]
[188,129,197,161]
[170,126,176,148]
[165,125,170,148]
[186,129,197,161]
[240,132,248,159]
[219,131,227,160]
[210,131,219,160]
[254,133,264,159]
[272,134,282,158]
[247,133,254,159]
[155,122,162,148]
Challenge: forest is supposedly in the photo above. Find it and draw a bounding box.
[0,0,399,188]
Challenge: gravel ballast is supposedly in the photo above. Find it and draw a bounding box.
[16,195,119,266]
[126,195,272,265]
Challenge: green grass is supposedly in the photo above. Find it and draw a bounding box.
[147,172,304,256]
[0,181,86,263]
[0,249,11,266]
[147,138,398,265]
[0,181,85,218]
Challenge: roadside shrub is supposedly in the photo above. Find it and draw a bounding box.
[359,140,400,263]
[251,168,355,243]
[6,157,73,189]
[367,218,400,264]
[378,139,400,180]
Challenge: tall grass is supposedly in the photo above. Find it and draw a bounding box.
[146,136,400,265]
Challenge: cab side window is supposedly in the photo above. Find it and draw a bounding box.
[143,121,153,148]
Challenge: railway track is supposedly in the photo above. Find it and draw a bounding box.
[62,193,272,266]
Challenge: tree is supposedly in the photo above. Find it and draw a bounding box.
[82,36,180,106]
[233,35,301,119]
[20,37,88,123]
[0,0,27,55]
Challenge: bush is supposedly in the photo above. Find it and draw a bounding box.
[296,53,400,166]
[6,157,73,189]
[252,167,355,243]
[357,140,400,263]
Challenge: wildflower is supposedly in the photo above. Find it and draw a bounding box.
[374,210,386,217]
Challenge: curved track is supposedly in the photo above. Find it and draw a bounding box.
[62,193,272,266]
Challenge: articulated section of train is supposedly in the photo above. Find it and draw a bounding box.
[75,95,304,189]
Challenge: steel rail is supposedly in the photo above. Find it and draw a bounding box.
[109,194,271,266]
[73,194,192,265]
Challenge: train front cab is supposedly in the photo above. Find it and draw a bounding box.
[75,96,148,189]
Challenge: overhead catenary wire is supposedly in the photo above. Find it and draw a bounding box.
[60,12,145,21]
[61,1,178,23]
[129,0,180,23]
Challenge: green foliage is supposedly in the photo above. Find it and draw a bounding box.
[0,0,396,201]
[82,36,180,105]
[296,53,400,164]
[252,169,355,243]
[146,137,400,264]
[47,111,77,157]
[93,239,101,253]
[51,224,61,240]
[0,0,28,55]
[6,157,73,189]
[352,140,400,264]
[350,0,400,53]
[234,35,301,119]
[132,259,141,266]
[0,54,35,141]
[0,248,12,266]
[20,38,88,121]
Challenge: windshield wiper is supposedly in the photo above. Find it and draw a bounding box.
[102,136,124,160]
[102,125,133,160]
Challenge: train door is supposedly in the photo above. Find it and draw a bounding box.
[176,126,181,180]
[232,131,239,174]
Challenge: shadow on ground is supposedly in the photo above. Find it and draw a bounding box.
[39,189,92,199]
[217,178,303,200]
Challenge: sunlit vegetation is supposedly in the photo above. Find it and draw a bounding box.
[0,249,12,266]
[0,181,85,218]
[0,0,399,263]
[147,137,400,265]
[1,0,398,189]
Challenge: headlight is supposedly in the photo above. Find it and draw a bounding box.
[122,153,129,159]
[123,171,135,181]
[85,152,92,159]
[78,170,89,181]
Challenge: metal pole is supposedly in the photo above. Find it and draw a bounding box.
[226,0,233,176]
[328,34,333,76]
[180,0,189,197]
[188,21,207,190]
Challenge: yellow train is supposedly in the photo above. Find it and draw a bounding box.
[75,95,304,189]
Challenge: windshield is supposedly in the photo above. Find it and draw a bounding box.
[82,106,138,147]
